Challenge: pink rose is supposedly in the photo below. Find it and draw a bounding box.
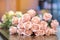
[49,29,56,34]
[17,28,25,35]
[9,26,17,34]
[40,21,48,30]
[45,27,51,36]
[35,30,45,36]
[43,13,52,21]
[18,18,25,24]
[12,16,18,25]
[17,23,24,29]
[31,16,40,24]
[22,14,31,22]
[31,23,40,32]
[51,20,59,30]
[27,9,36,18]
[45,27,56,36]
[24,21,32,30]
[24,30,32,36]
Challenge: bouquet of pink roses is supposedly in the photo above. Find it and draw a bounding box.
[9,9,59,36]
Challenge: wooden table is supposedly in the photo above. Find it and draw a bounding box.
[9,35,57,40]
[0,29,58,40]
[0,29,9,40]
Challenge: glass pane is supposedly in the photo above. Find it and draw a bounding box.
[53,9,58,19]
[52,3,57,9]
[52,0,60,22]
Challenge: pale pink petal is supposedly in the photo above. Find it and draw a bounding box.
[12,16,18,25]
[39,21,48,30]
[35,30,45,36]
[17,23,24,29]
[43,13,52,21]
[24,21,32,30]
[24,30,32,36]
[31,16,40,24]
[22,14,31,22]
[17,28,25,35]
[9,26,17,34]
[31,23,40,32]
[45,27,51,36]
[45,27,56,36]
[27,9,36,17]
[51,20,59,28]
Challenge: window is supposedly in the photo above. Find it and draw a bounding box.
[39,0,60,23]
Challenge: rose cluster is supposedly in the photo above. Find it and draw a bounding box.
[9,9,59,36]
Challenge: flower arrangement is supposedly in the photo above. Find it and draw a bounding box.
[9,9,59,36]
[0,9,59,36]
[0,11,23,29]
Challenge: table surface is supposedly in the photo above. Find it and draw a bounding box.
[0,26,60,40]
[0,29,58,40]
[9,35,57,40]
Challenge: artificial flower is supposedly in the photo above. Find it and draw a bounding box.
[31,23,40,32]
[51,20,59,30]
[31,16,40,24]
[24,29,32,36]
[40,21,48,30]
[8,11,15,16]
[27,9,36,17]
[35,30,45,36]
[24,21,32,30]
[9,26,17,34]
[22,14,31,22]
[15,11,23,17]
[43,13,52,21]
[12,16,18,25]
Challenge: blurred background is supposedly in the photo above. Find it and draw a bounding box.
[0,0,60,40]
[0,0,60,23]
